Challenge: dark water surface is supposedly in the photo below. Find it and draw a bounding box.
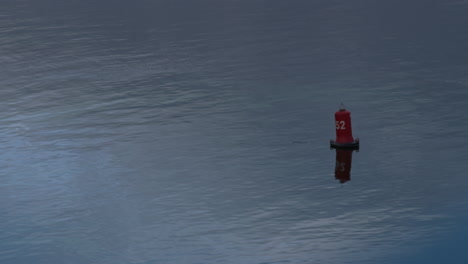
[2,0,468,263]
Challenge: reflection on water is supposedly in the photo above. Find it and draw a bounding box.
[333,149,356,184]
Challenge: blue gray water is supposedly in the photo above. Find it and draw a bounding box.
[2,0,468,263]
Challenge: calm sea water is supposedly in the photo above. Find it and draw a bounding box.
[2,0,468,263]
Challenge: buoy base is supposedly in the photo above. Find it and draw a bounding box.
[330,138,359,150]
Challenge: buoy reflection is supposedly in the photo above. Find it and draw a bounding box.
[334,149,356,184]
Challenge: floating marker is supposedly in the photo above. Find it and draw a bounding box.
[330,103,359,149]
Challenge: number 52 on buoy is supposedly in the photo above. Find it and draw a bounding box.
[330,103,359,149]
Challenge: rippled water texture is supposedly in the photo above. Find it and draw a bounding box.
[2,0,468,263]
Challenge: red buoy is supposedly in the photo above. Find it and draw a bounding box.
[330,103,359,149]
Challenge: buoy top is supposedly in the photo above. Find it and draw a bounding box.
[339,103,346,111]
